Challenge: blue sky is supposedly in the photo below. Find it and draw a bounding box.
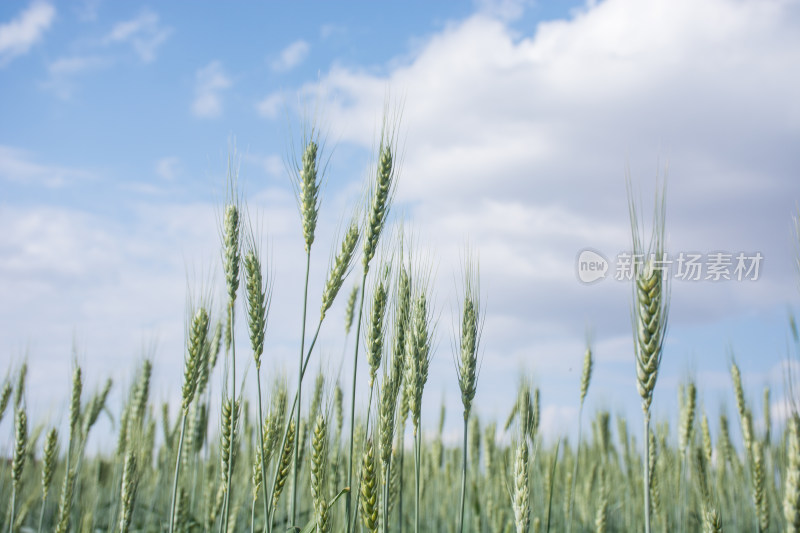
[1,0,800,449]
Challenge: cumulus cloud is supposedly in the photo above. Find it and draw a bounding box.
[6,0,800,439]
[244,153,284,179]
[0,190,335,434]
[296,0,800,322]
[0,2,55,66]
[48,55,107,75]
[191,61,232,118]
[0,145,94,187]
[271,39,310,71]
[256,91,284,119]
[263,0,800,426]
[106,9,170,63]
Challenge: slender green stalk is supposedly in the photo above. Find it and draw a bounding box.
[9,408,27,533]
[627,172,669,533]
[54,366,82,533]
[568,343,592,533]
[458,416,468,533]
[37,428,58,533]
[250,497,257,533]
[382,453,392,533]
[346,269,369,531]
[348,114,399,533]
[643,412,652,533]
[255,377,269,531]
[292,250,312,524]
[350,268,390,532]
[265,215,358,530]
[170,304,209,533]
[222,301,237,532]
[169,414,189,533]
[546,439,561,532]
[244,232,272,531]
[220,163,242,531]
[455,252,480,533]
[414,427,422,533]
[266,317,326,530]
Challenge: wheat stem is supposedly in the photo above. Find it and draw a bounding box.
[292,250,312,526]
[347,269,369,532]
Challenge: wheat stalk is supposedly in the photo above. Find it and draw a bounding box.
[347,109,401,533]
[786,415,800,533]
[751,440,768,532]
[9,407,27,533]
[513,436,530,533]
[360,437,379,533]
[36,427,58,533]
[242,224,273,531]
[118,450,138,533]
[0,380,11,425]
[288,125,325,527]
[568,339,593,533]
[311,413,330,533]
[220,159,242,532]
[169,303,210,533]
[627,171,669,533]
[456,250,482,533]
[378,372,399,533]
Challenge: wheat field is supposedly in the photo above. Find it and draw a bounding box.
[1,113,798,533]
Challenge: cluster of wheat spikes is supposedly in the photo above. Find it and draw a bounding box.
[4,116,800,533]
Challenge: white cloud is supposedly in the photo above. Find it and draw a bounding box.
[155,156,181,181]
[295,0,800,324]
[0,145,93,187]
[5,0,800,439]
[772,396,795,427]
[244,153,284,179]
[252,0,800,432]
[42,54,110,99]
[106,9,170,63]
[271,40,310,71]
[320,24,346,40]
[191,61,232,119]
[48,55,107,75]
[0,2,55,66]
[0,192,335,436]
[256,91,284,119]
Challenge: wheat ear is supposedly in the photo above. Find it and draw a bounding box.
[513,436,530,533]
[347,109,401,533]
[0,380,11,425]
[169,303,210,533]
[311,413,331,533]
[37,427,58,533]
[9,407,28,533]
[456,250,482,533]
[118,450,138,533]
[786,415,800,532]
[360,437,379,533]
[627,172,669,533]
